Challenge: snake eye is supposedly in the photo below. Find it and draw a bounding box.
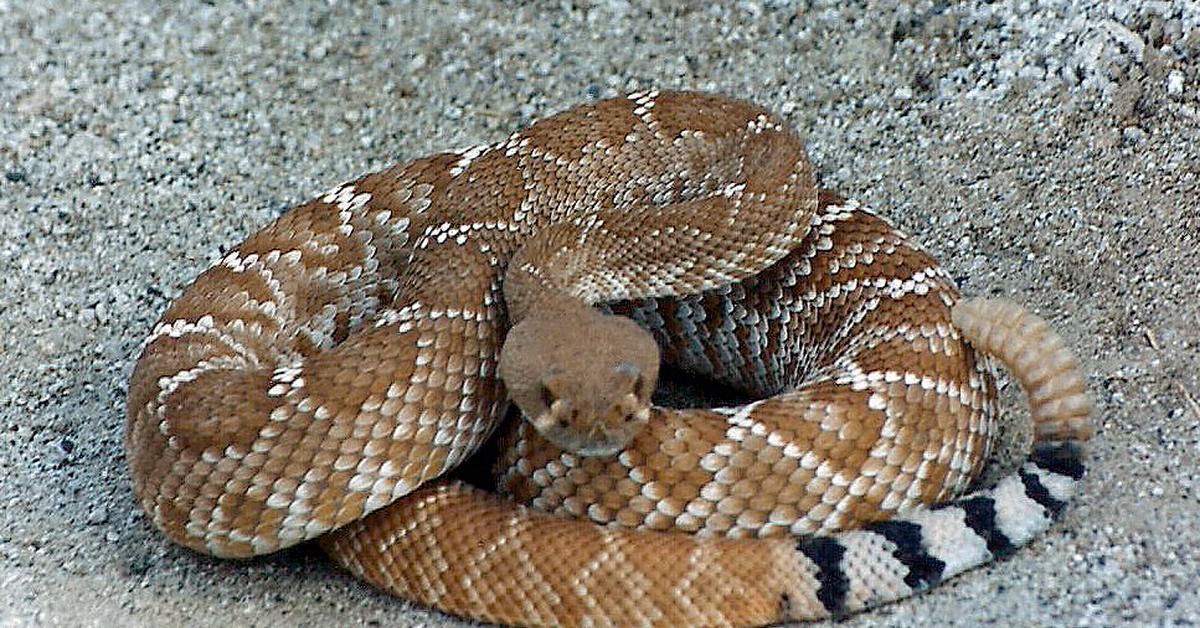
[540,384,555,409]
[635,373,647,397]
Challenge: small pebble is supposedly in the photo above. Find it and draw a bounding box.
[193,32,217,55]
[1166,70,1184,98]
[1122,126,1146,144]
[87,507,109,526]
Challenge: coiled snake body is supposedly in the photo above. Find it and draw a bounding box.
[126,91,1093,626]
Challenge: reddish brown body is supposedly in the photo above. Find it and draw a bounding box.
[126,91,1092,627]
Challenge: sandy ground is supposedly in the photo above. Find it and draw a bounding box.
[2,1,1198,626]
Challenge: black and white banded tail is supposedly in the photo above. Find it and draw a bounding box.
[790,298,1093,620]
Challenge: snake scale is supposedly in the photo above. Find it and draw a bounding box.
[126,91,1093,626]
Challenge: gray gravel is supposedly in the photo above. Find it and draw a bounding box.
[3,1,1198,626]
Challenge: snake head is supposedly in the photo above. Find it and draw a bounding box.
[499,308,659,457]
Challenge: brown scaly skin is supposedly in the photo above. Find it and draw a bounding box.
[496,195,1001,535]
[126,91,1093,627]
[127,90,817,558]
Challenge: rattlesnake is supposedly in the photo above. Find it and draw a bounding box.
[126,91,1093,626]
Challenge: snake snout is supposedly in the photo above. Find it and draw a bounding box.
[529,392,647,458]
